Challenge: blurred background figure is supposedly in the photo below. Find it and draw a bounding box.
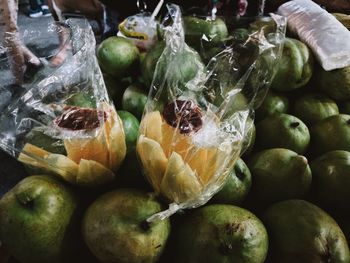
[28,0,52,18]
[0,0,41,84]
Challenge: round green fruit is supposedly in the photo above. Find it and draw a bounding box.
[173,204,268,263]
[293,93,339,125]
[271,38,313,91]
[97,36,140,78]
[122,83,148,119]
[310,150,350,210]
[0,175,79,263]
[117,111,140,153]
[317,66,350,101]
[212,158,251,205]
[183,16,228,50]
[141,41,204,89]
[65,91,96,108]
[256,113,310,154]
[255,90,289,121]
[248,148,312,205]
[82,189,170,263]
[263,199,350,263]
[310,114,350,156]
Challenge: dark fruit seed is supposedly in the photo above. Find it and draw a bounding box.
[290,122,300,128]
[55,106,107,131]
[162,100,203,134]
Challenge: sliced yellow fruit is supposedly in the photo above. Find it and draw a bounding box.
[160,152,202,203]
[137,135,168,192]
[64,130,110,168]
[103,104,126,171]
[76,159,115,187]
[18,143,50,168]
[161,121,192,158]
[139,111,163,144]
[44,154,78,184]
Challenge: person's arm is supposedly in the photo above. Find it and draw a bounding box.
[1,0,25,84]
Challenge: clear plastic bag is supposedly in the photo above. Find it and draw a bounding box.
[0,19,126,187]
[278,0,350,71]
[137,4,286,221]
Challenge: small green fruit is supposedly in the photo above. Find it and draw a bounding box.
[293,93,339,125]
[271,38,313,91]
[0,175,79,263]
[122,83,148,120]
[255,91,289,121]
[173,204,268,263]
[310,114,350,155]
[256,113,310,154]
[310,150,350,210]
[82,189,170,263]
[212,158,251,205]
[97,36,140,78]
[117,111,140,153]
[263,199,350,263]
[248,148,312,205]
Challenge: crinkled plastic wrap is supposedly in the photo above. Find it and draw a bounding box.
[0,19,126,187]
[137,4,286,221]
[278,0,350,71]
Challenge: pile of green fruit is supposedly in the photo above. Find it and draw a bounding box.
[2,13,350,263]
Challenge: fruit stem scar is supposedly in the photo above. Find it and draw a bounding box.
[290,122,300,128]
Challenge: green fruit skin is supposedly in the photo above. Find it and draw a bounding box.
[293,93,339,125]
[82,189,170,263]
[141,41,204,89]
[117,111,140,153]
[242,121,256,157]
[271,38,313,91]
[255,91,289,121]
[122,84,148,120]
[256,113,310,154]
[310,150,350,210]
[263,199,350,263]
[97,36,140,78]
[310,114,350,156]
[317,66,350,101]
[65,92,96,108]
[173,204,268,263]
[212,159,252,205]
[183,16,228,50]
[248,148,312,205]
[0,175,79,263]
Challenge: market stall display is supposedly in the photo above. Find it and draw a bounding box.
[0,1,350,263]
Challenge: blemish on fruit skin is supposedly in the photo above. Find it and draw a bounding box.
[290,122,300,128]
[162,100,203,135]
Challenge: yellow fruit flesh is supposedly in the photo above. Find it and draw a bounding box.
[76,159,115,187]
[139,110,225,189]
[103,103,126,171]
[44,153,78,184]
[160,151,202,203]
[18,143,50,168]
[137,135,168,192]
